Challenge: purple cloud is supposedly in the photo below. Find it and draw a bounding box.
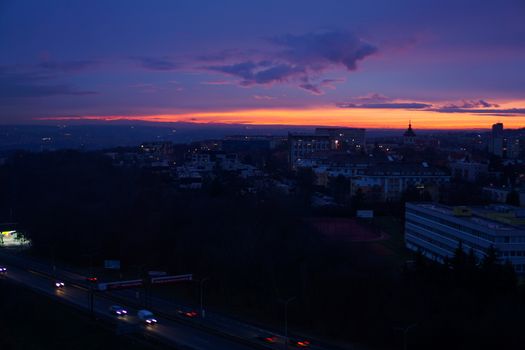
[337,102,431,109]
[271,30,377,71]
[432,107,525,116]
[440,99,500,109]
[203,30,375,94]
[0,66,97,98]
[207,61,304,86]
[134,56,180,71]
[253,95,276,100]
[354,93,390,103]
[38,60,99,73]
[299,78,345,95]
[336,95,525,116]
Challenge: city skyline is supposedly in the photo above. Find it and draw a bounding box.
[1,0,524,128]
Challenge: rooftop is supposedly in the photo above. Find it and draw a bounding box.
[409,202,525,233]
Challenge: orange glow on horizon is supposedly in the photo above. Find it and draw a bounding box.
[38,103,525,129]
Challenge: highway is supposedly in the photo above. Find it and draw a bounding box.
[0,255,267,350]
[0,250,348,350]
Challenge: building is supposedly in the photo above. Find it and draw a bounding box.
[314,127,366,151]
[405,202,525,273]
[403,122,416,145]
[289,128,367,168]
[352,163,450,201]
[449,161,488,182]
[482,186,525,206]
[221,135,284,152]
[487,123,525,159]
[288,133,331,168]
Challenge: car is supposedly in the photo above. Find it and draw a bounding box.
[55,281,65,288]
[290,339,311,348]
[257,334,278,344]
[137,309,157,325]
[109,305,128,316]
[86,276,98,283]
[177,309,198,318]
[0,267,7,273]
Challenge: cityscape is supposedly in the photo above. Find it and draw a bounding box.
[1,1,525,350]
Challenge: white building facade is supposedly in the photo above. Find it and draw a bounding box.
[405,202,525,273]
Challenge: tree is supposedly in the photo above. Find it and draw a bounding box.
[506,190,520,206]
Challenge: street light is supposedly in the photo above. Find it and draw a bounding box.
[81,252,99,319]
[279,297,296,350]
[200,277,210,319]
[394,322,418,350]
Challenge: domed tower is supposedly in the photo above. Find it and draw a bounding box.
[403,121,416,145]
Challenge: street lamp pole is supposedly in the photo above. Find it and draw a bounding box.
[200,277,210,319]
[395,323,418,350]
[280,297,296,350]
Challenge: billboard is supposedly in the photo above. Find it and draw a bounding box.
[151,274,193,285]
[104,260,121,269]
[97,279,143,291]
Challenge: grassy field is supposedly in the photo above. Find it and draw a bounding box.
[0,279,167,350]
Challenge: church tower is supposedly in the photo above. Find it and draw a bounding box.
[403,121,416,145]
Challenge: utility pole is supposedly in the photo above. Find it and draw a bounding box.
[200,277,210,319]
[279,297,296,350]
[394,323,418,350]
[89,288,95,319]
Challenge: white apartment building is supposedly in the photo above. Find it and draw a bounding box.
[405,202,525,273]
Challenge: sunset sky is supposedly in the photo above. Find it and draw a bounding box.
[1,0,524,129]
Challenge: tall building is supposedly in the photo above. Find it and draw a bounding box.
[288,133,331,168]
[489,122,505,157]
[288,127,367,168]
[405,202,525,273]
[314,127,366,151]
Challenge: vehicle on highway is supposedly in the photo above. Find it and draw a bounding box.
[290,339,311,348]
[55,281,65,288]
[0,266,7,274]
[177,309,198,318]
[86,276,98,283]
[109,305,128,316]
[137,309,157,325]
[256,334,278,344]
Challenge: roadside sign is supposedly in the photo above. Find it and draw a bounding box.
[104,260,121,269]
[148,271,168,277]
[97,279,143,291]
[357,210,374,219]
[151,274,193,285]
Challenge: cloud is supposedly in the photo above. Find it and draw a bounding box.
[0,67,97,98]
[336,95,525,116]
[201,80,233,85]
[433,107,525,116]
[337,102,432,109]
[203,30,376,94]
[207,61,305,86]
[38,60,99,73]
[299,83,323,95]
[440,99,500,109]
[134,56,180,71]
[271,30,377,71]
[354,93,390,103]
[299,78,344,95]
[253,95,276,100]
